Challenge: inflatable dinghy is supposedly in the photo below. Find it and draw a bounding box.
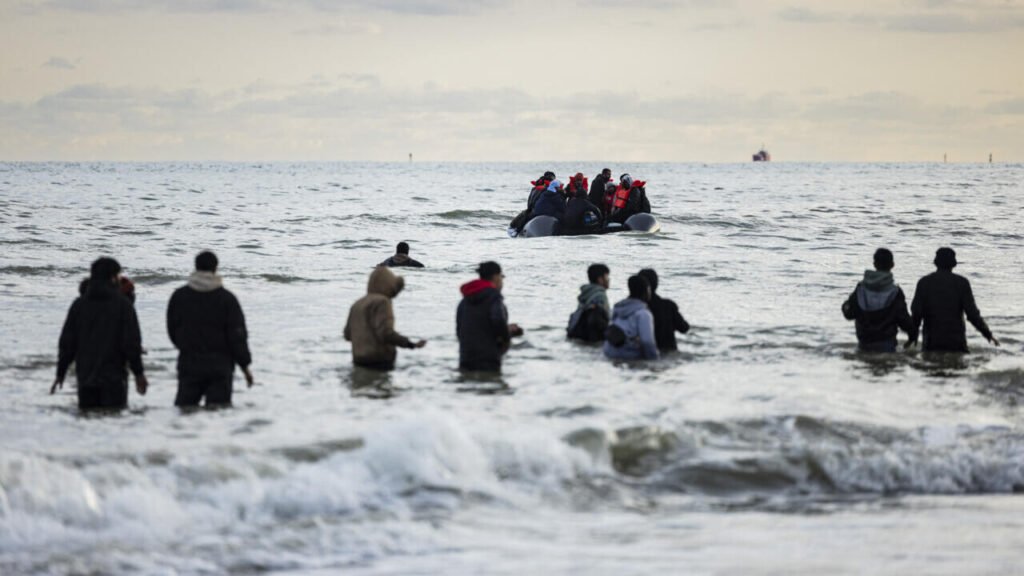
[513,213,661,238]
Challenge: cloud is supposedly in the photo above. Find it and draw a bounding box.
[42,56,77,70]
[23,0,503,16]
[293,19,381,35]
[778,2,1024,33]
[986,98,1024,115]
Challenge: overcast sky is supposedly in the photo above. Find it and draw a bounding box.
[1,0,1022,161]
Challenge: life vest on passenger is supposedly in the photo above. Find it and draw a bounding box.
[567,176,588,197]
[530,177,552,192]
[611,181,647,211]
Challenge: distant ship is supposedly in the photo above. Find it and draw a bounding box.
[752,148,771,162]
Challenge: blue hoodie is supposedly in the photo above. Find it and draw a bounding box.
[532,180,566,220]
[603,297,659,360]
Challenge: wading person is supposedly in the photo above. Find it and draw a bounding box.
[637,268,691,351]
[567,264,610,342]
[53,257,147,409]
[909,247,999,352]
[457,261,523,372]
[344,266,426,370]
[603,275,659,361]
[167,251,253,407]
[841,248,917,352]
[379,242,425,268]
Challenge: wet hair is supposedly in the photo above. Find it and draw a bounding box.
[87,257,121,296]
[477,261,502,280]
[587,263,609,284]
[543,171,556,180]
[628,274,650,301]
[934,247,957,269]
[397,242,410,255]
[637,268,659,293]
[873,248,894,271]
[601,168,612,175]
[195,251,218,272]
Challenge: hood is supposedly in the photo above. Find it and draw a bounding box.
[188,271,224,293]
[612,297,647,318]
[857,270,898,312]
[460,279,495,297]
[546,180,563,193]
[578,283,606,306]
[368,266,403,298]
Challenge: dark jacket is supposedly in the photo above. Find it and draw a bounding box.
[456,279,511,371]
[167,272,252,373]
[57,282,144,387]
[588,173,610,208]
[567,283,610,342]
[647,292,690,351]
[380,254,424,268]
[563,197,603,233]
[910,269,992,352]
[532,188,566,220]
[842,270,916,347]
[608,185,652,224]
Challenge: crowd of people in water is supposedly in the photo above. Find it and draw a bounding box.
[52,209,999,411]
[509,168,652,234]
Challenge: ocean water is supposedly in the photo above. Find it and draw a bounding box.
[0,161,1022,575]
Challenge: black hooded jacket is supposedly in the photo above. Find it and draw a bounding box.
[563,196,603,233]
[57,283,144,386]
[648,293,690,351]
[588,173,610,208]
[842,271,916,345]
[167,275,252,372]
[456,279,511,371]
[910,270,992,352]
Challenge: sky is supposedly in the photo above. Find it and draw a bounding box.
[0,0,1022,162]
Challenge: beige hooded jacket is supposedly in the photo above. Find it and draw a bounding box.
[344,266,414,366]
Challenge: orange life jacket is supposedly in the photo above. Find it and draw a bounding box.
[611,185,631,210]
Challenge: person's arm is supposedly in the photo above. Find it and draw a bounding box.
[841,288,859,320]
[226,293,253,368]
[53,300,79,393]
[343,307,353,342]
[894,288,918,342]
[166,290,179,348]
[410,258,425,268]
[906,280,923,347]
[489,298,513,352]
[672,302,690,334]
[639,311,659,360]
[371,299,414,348]
[961,279,996,344]
[122,301,148,394]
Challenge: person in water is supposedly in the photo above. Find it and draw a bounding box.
[345,266,426,371]
[841,248,917,352]
[568,264,610,342]
[603,275,659,360]
[53,257,147,409]
[457,261,523,372]
[636,268,690,351]
[908,247,999,352]
[531,179,566,221]
[79,275,136,304]
[380,242,425,268]
[608,174,651,224]
[167,251,254,407]
[589,168,613,210]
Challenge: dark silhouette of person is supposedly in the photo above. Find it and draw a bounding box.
[380,242,424,268]
[841,248,917,352]
[908,247,999,352]
[567,264,610,342]
[167,251,254,407]
[588,168,613,211]
[637,268,690,351]
[53,257,147,409]
[456,261,523,372]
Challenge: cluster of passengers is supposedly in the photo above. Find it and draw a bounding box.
[509,168,652,234]
[53,241,999,411]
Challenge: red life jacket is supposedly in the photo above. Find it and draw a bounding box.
[611,181,647,211]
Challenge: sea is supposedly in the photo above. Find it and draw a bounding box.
[0,161,1022,575]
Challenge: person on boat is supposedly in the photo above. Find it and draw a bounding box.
[567,264,610,342]
[603,275,659,361]
[531,179,566,221]
[600,181,617,216]
[379,242,425,268]
[457,261,523,372]
[509,171,556,233]
[841,248,916,353]
[167,251,254,407]
[565,173,589,199]
[563,189,604,234]
[53,257,147,409]
[607,174,651,224]
[345,266,427,371]
[589,168,613,210]
[637,268,690,351]
[908,247,999,352]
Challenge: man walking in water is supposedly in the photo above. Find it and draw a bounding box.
[841,248,916,352]
[53,257,147,409]
[345,266,427,370]
[457,261,523,372]
[908,247,999,352]
[379,242,425,268]
[167,251,254,407]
